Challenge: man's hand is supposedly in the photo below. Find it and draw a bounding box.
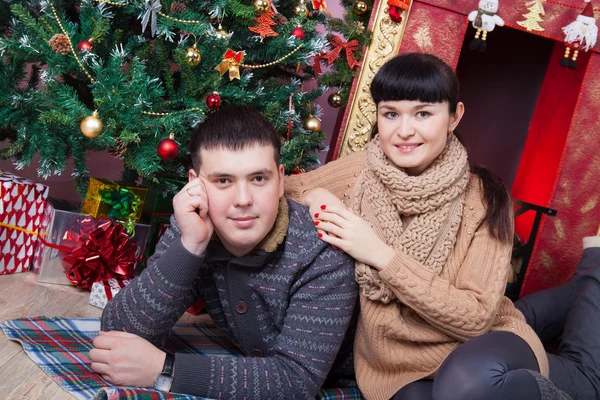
[314,205,395,270]
[88,331,166,388]
[173,178,214,255]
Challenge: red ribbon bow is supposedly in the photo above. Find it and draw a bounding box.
[224,49,244,63]
[326,36,361,69]
[312,0,325,8]
[63,220,138,290]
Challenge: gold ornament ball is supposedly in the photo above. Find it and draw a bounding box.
[328,92,343,108]
[253,0,270,13]
[303,115,322,132]
[352,0,369,15]
[186,45,201,66]
[215,25,229,40]
[80,111,103,138]
[293,3,309,17]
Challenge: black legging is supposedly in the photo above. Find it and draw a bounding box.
[391,331,540,400]
[391,245,600,400]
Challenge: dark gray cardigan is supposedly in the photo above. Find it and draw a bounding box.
[102,198,358,399]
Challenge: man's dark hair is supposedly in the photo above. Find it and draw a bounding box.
[188,105,282,171]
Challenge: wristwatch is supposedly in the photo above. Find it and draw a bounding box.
[154,352,175,392]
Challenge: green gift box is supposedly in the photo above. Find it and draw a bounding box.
[81,178,148,222]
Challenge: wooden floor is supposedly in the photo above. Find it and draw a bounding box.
[0,272,211,400]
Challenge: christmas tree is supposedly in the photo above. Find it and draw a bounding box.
[517,0,545,32]
[0,0,340,193]
[315,0,372,108]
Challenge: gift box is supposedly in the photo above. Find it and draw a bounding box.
[33,203,150,286]
[81,177,147,222]
[88,278,131,309]
[0,171,49,275]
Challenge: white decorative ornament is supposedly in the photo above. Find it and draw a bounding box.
[468,0,504,51]
[140,0,162,37]
[560,0,598,69]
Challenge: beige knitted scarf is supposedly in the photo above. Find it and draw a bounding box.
[353,135,470,303]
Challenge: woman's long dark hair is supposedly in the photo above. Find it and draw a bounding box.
[370,53,512,243]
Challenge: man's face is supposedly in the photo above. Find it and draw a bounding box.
[191,144,284,257]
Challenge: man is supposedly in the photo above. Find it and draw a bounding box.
[89,105,358,399]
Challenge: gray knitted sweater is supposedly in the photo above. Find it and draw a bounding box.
[101,198,358,399]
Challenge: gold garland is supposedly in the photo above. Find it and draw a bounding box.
[158,11,203,25]
[241,43,304,69]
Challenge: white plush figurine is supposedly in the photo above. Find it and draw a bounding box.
[468,0,505,51]
[561,0,598,69]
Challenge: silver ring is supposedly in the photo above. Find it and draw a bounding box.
[186,188,192,197]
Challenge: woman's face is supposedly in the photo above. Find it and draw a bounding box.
[376,100,464,176]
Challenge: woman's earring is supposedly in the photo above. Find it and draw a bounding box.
[446,131,452,144]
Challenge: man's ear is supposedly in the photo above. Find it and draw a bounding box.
[278,164,285,198]
[188,168,198,182]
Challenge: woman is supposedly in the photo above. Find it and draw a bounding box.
[286,53,591,400]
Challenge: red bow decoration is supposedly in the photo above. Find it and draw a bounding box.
[326,36,361,69]
[63,220,138,290]
[225,49,244,63]
[311,0,333,16]
[215,49,245,80]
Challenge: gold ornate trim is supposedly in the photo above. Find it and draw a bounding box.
[337,1,413,157]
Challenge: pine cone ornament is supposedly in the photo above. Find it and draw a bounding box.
[170,2,187,13]
[274,14,288,25]
[109,139,128,157]
[49,33,71,55]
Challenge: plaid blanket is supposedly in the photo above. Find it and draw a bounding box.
[1,317,363,400]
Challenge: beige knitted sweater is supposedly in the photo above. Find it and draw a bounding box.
[285,151,549,400]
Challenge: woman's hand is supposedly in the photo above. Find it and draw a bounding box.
[302,188,346,237]
[315,205,395,270]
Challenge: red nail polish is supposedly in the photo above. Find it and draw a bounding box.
[318,233,323,238]
[314,213,319,218]
[314,221,320,226]
[320,205,326,210]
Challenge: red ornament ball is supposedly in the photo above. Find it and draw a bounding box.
[77,39,93,52]
[206,93,222,110]
[291,26,304,40]
[388,6,403,23]
[157,138,179,160]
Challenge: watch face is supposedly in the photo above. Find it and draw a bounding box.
[154,374,174,392]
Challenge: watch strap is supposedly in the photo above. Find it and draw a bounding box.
[161,352,175,377]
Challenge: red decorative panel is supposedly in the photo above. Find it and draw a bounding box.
[416,0,600,53]
[399,1,468,69]
[521,53,600,296]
